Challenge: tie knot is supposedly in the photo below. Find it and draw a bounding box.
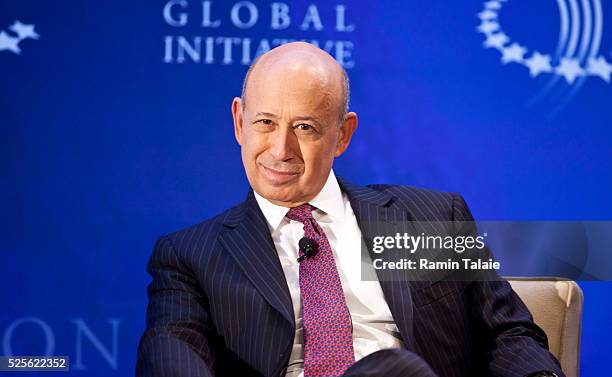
[286,203,314,223]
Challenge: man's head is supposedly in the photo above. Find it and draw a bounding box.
[232,42,358,207]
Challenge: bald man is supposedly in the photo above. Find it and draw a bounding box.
[136,43,564,377]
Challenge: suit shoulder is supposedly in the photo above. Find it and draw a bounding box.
[367,183,456,204]
[366,183,466,221]
[160,203,242,253]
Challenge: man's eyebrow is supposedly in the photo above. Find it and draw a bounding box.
[293,116,318,122]
[254,112,278,118]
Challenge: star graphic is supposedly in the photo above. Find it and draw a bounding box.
[483,32,508,50]
[556,58,585,84]
[0,31,21,54]
[477,10,498,21]
[500,42,526,63]
[586,56,612,82]
[524,51,552,77]
[477,20,499,34]
[10,20,39,40]
[485,1,502,10]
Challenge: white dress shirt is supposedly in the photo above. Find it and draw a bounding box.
[254,170,404,377]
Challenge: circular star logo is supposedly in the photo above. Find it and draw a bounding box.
[478,0,611,83]
[0,20,39,55]
[477,0,611,115]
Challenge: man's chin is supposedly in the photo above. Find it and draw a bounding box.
[256,186,308,207]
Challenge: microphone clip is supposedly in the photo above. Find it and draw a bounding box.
[297,237,318,263]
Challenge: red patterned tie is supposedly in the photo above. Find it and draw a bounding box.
[286,204,355,377]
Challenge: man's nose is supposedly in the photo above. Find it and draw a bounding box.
[269,128,297,161]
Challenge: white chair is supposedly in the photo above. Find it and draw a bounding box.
[507,278,583,377]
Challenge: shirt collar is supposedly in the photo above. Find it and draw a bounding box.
[254,169,345,231]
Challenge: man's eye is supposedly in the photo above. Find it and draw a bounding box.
[258,119,273,125]
[296,124,314,131]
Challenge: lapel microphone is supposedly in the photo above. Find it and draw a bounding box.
[297,237,318,263]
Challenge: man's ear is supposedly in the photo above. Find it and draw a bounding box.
[232,97,244,146]
[335,111,358,157]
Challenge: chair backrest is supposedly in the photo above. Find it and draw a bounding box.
[507,278,583,377]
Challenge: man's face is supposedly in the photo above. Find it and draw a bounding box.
[232,64,356,207]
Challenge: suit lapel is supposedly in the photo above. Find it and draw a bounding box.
[338,178,417,351]
[219,190,295,326]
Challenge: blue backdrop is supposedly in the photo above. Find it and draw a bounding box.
[1,0,610,375]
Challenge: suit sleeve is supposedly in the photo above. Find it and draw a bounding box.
[136,236,217,377]
[451,195,565,377]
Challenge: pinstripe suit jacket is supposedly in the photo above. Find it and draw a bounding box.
[136,179,564,377]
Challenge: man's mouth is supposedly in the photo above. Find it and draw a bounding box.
[259,164,301,184]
